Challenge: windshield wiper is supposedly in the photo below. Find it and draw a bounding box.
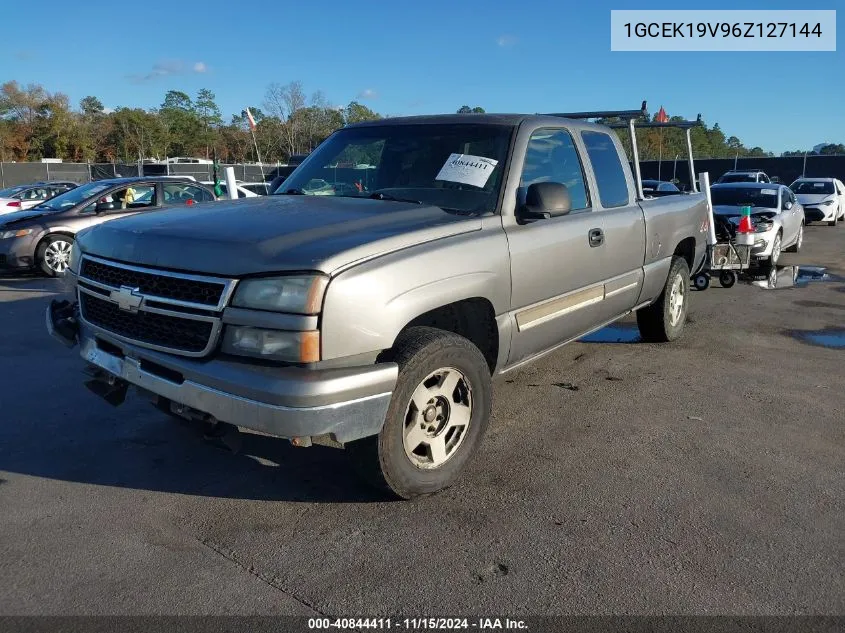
[368,192,423,205]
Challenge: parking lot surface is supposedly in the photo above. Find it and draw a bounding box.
[0,226,843,616]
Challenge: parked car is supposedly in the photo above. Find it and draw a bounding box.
[240,182,271,196]
[48,112,709,498]
[641,179,681,196]
[0,177,215,276]
[710,182,805,267]
[716,170,772,184]
[0,181,78,215]
[789,177,845,226]
[200,181,260,198]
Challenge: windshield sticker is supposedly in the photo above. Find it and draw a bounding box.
[435,154,499,188]
[813,182,825,187]
[761,188,777,196]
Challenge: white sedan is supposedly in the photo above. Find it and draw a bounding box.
[200,181,260,199]
[790,178,845,226]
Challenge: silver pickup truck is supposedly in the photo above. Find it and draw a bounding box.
[48,110,708,498]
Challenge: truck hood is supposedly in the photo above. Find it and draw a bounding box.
[76,195,483,276]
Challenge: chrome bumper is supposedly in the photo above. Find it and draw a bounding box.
[48,303,398,444]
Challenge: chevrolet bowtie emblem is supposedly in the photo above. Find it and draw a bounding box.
[110,285,143,312]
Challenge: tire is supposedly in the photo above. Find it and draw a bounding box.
[636,256,690,343]
[37,234,74,277]
[768,232,782,266]
[693,273,710,291]
[829,214,838,227]
[347,327,492,499]
[719,270,737,288]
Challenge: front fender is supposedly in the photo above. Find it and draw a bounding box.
[320,221,511,360]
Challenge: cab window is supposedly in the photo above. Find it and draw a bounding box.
[581,131,630,209]
[519,128,589,212]
[163,184,215,205]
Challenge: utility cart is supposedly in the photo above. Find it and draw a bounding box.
[692,225,753,289]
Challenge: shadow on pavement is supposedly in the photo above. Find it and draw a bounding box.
[0,290,389,504]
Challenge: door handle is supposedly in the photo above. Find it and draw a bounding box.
[588,228,604,247]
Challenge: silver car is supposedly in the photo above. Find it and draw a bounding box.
[711,183,805,266]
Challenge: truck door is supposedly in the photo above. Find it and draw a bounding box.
[579,130,646,319]
[503,127,609,366]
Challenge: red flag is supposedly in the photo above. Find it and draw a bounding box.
[656,106,669,123]
[245,107,257,131]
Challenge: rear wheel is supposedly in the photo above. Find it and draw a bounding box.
[693,273,710,291]
[37,235,74,277]
[636,256,690,343]
[347,327,492,499]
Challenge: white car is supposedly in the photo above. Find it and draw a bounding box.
[711,183,805,267]
[200,181,259,199]
[789,178,845,226]
[0,182,77,215]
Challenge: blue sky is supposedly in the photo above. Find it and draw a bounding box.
[2,0,842,154]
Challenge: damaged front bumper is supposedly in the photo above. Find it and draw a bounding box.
[46,300,398,446]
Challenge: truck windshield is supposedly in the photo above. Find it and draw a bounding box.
[279,123,514,214]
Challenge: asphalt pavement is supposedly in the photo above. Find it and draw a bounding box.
[0,225,843,616]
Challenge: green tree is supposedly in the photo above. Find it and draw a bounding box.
[819,143,845,155]
[159,90,202,157]
[79,96,104,116]
[344,101,380,124]
[457,105,485,113]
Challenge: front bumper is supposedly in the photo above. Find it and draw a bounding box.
[803,206,835,222]
[47,300,398,445]
[0,236,37,270]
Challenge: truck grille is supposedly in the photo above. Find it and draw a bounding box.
[81,293,214,353]
[77,255,235,357]
[80,258,225,307]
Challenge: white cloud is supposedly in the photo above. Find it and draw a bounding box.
[496,34,518,47]
[128,59,208,83]
[357,88,378,100]
[103,107,115,115]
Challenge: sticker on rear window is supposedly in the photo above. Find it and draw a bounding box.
[813,182,825,187]
[435,154,498,188]
[761,188,777,195]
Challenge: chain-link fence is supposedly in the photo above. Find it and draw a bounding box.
[0,162,285,188]
[2,156,844,190]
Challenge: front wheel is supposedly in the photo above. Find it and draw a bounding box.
[636,256,690,343]
[829,214,838,227]
[719,270,737,288]
[37,235,74,277]
[768,232,782,266]
[693,273,710,291]
[347,326,492,499]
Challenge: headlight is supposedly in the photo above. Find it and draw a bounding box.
[232,274,328,314]
[0,228,33,239]
[222,326,320,362]
[821,200,834,206]
[754,221,774,233]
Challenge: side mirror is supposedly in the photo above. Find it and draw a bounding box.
[95,201,112,213]
[784,200,793,210]
[518,182,571,221]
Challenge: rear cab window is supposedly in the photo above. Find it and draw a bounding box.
[581,131,630,208]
